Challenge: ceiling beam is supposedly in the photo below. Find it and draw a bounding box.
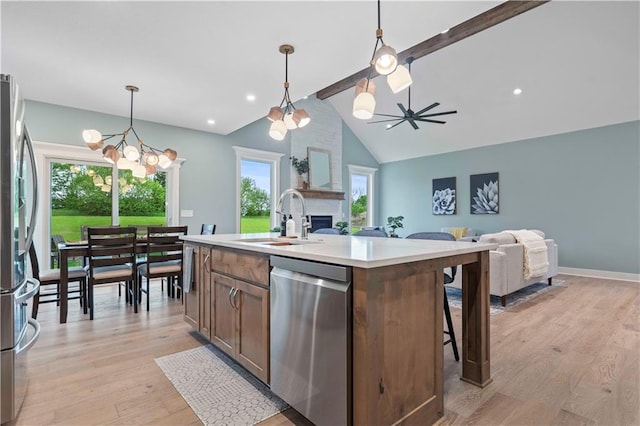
[316,0,550,100]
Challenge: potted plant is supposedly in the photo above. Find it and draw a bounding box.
[335,221,350,235]
[290,156,309,189]
[386,215,404,238]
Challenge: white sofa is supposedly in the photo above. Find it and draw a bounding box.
[451,230,558,306]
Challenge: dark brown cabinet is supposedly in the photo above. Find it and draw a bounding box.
[185,244,270,384]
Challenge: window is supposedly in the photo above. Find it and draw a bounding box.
[33,141,182,265]
[348,165,377,233]
[233,147,284,233]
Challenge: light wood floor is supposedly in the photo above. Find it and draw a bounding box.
[10,275,639,425]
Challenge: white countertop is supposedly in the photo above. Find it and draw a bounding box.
[181,233,497,269]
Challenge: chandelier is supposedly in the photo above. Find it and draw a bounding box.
[352,0,413,120]
[267,44,311,141]
[82,85,177,178]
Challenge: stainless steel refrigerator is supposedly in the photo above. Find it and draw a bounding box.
[0,74,40,424]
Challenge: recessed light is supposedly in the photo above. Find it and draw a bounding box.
[246,94,256,102]
[441,28,450,34]
[386,124,392,129]
[513,88,523,95]
[207,119,215,125]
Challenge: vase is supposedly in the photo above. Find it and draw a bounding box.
[296,175,307,190]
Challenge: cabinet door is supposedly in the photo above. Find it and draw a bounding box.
[183,245,199,329]
[198,247,212,340]
[235,280,269,384]
[211,273,235,357]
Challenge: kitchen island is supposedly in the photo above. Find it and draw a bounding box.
[181,232,496,425]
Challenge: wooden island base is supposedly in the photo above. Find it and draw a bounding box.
[352,251,490,424]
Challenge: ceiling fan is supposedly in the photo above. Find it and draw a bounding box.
[368,57,457,130]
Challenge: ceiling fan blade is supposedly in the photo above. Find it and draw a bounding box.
[419,110,458,118]
[414,102,440,116]
[407,118,419,130]
[386,119,407,130]
[397,103,409,116]
[368,118,403,124]
[414,118,447,124]
[372,113,404,118]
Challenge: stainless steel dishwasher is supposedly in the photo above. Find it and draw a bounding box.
[270,256,352,426]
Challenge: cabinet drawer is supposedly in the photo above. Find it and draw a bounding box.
[210,247,269,287]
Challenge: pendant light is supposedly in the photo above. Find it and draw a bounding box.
[352,0,412,119]
[82,85,177,176]
[267,44,310,141]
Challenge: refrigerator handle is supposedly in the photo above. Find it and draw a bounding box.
[16,278,40,304]
[23,126,38,252]
[16,318,41,355]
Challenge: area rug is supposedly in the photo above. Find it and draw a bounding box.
[446,279,565,316]
[155,344,288,425]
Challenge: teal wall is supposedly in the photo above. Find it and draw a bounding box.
[24,99,376,234]
[379,121,640,274]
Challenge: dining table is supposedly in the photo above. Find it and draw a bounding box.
[57,240,148,323]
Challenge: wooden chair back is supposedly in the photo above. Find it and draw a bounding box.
[145,226,188,275]
[87,227,137,284]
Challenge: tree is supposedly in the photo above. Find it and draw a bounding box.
[352,194,367,215]
[241,177,270,216]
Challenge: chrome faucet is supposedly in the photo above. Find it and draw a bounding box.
[276,188,310,239]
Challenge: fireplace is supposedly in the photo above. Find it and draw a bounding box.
[310,215,333,233]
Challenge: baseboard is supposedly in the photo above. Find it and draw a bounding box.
[558,267,640,283]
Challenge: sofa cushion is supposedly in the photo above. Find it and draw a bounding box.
[479,232,516,245]
[530,229,545,239]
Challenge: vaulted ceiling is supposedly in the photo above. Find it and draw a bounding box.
[2,1,638,163]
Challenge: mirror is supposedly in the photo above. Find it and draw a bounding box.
[307,147,332,190]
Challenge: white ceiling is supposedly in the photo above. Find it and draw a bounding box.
[2,1,639,164]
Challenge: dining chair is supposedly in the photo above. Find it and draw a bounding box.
[405,232,460,361]
[353,229,388,237]
[28,243,87,319]
[200,224,216,235]
[313,228,340,235]
[86,226,138,320]
[137,225,188,311]
[50,234,65,268]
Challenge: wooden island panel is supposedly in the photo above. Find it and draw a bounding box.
[353,258,444,425]
[210,247,270,286]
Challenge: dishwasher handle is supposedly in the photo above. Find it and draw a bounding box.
[270,256,351,283]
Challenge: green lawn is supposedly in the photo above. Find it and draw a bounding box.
[240,216,271,233]
[52,215,165,242]
[52,213,270,241]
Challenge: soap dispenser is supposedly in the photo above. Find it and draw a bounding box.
[280,214,287,237]
[286,214,295,237]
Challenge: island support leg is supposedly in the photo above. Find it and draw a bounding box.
[461,251,492,387]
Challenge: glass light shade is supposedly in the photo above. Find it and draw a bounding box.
[87,169,96,176]
[116,158,135,170]
[132,164,147,178]
[118,177,127,186]
[163,148,177,161]
[102,145,120,164]
[123,145,140,161]
[373,44,398,75]
[267,106,283,122]
[93,175,104,187]
[283,113,297,130]
[105,176,113,185]
[145,164,157,176]
[293,109,310,128]
[157,154,172,169]
[143,152,159,166]
[87,140,104,151]
[101,184,111,193]
[354,78,376,96]
[82,129,102,144]
[352,92,376,120]
[387,64,413,94]
[269,120,287,141]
